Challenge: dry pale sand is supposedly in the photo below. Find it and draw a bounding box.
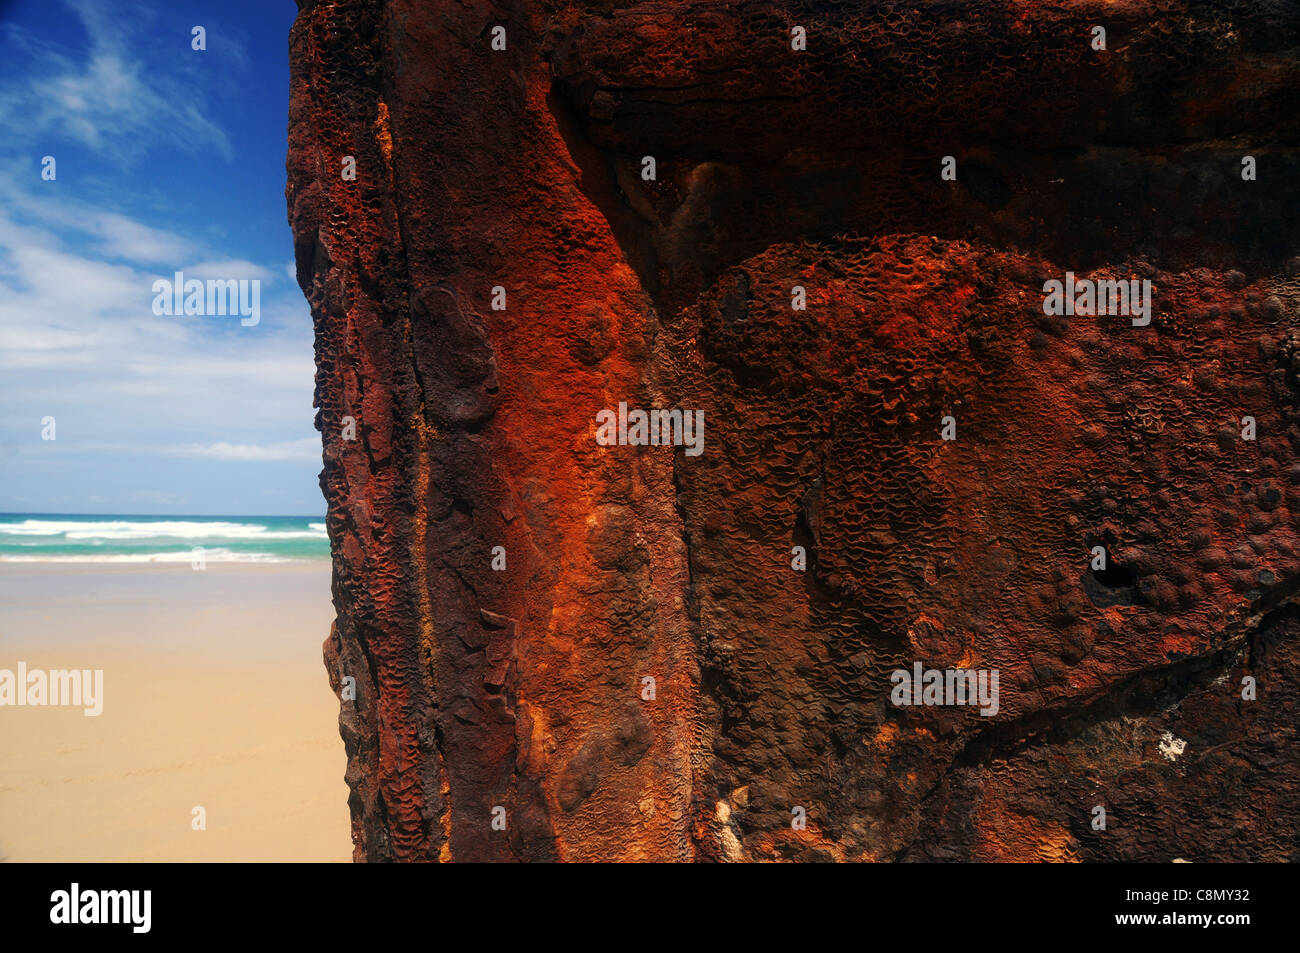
[0,562,351,862]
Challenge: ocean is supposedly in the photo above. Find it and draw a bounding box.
[0,514,330,564]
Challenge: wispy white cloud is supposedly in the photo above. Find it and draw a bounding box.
[0,0,234,163]
[183,259,277,283]
[165,438,320,462]
[0,188,315,461]
[3,190,200,265]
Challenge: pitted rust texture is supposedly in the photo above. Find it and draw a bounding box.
[288,0,1300,860]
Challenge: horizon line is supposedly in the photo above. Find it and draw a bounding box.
[0,511,327,520]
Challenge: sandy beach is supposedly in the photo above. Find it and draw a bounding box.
[0,562,350,862]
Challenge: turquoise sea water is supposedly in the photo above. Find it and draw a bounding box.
[0,514,330,563]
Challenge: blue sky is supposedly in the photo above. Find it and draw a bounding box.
[0,0,321,515]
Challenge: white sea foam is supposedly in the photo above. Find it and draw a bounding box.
[0,548,296,564]
[0,519,327,541]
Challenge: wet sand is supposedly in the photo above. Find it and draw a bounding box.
[0,562,350,862]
